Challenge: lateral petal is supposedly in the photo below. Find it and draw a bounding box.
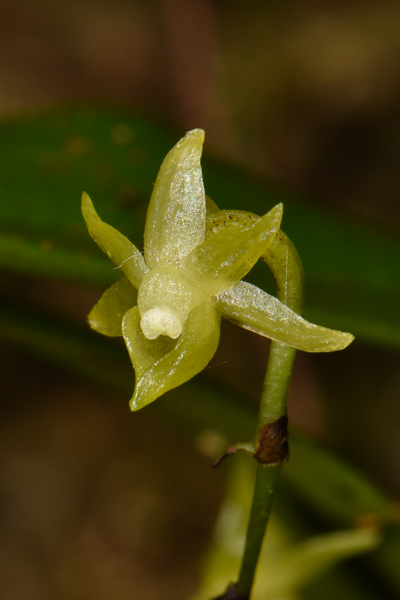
[82,192,148,288]
[88,276,137,336]
[184,203,283,296]
[144,129,206,268]
[122,302,220,410]
[216,281,354,352]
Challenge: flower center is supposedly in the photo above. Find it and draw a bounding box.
[140,307,182,340]
[138,267,206,340]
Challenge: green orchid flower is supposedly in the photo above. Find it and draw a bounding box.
[82,129,353,411]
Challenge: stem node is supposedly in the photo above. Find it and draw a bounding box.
[254,416,289,465]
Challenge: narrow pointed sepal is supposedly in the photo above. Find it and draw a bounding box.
[88,276,137,336]
[144,129,206,268]
[81,192,148,288]
[216,281,354,352]
[122,301,220,410]
[184,203,283,296]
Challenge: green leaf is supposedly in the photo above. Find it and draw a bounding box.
[0,106,399,347]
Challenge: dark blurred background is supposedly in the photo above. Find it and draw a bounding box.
[1,0,400,598]
[2,0,400,229]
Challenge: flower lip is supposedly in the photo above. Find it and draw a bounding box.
[140,306,183,340]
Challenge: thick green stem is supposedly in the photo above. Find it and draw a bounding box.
[234,230,304,599]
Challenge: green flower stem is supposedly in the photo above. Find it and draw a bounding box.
[236,462,282,598]
[235,231,304,600]
[235,343,296,598]
[257,341,297,427]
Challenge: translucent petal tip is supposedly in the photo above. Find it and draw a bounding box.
[81,191,95,218]
[334,331,355,351]
[81,190,90,204]
[274,202,284,219]
[185,128,205,142]
[173,128,205,156]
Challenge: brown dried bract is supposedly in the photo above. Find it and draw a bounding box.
[254,416,289,465]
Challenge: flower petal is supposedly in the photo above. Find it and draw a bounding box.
[122,306,177,371]
[144,129,206,268]
[82,192,148,288]
[216,281,354,352]
[122,301,220,410]
[205,210,304,311]
[88,276,137,336]
[184,203,283,296]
